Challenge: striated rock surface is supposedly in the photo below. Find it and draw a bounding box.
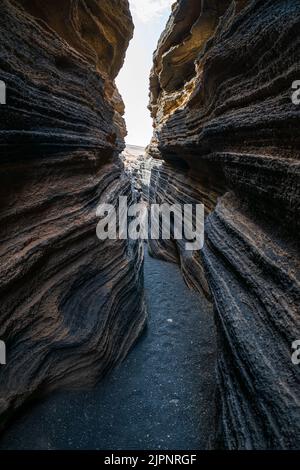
[147,0,300,449]
[0,0,146,429]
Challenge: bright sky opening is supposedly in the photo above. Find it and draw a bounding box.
[116,0,173,148]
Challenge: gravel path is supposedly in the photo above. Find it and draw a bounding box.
[0,247,216,450]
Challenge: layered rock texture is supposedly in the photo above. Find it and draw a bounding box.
[146,0,300,449]
[0,0,146,429]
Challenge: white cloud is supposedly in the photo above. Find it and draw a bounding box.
[129,0,173,23]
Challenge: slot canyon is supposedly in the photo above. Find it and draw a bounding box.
[0,0,299,451]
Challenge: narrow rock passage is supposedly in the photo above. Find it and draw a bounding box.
[0,248,216,450]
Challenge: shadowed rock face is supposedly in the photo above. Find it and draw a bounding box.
[0,0,146,428]
[146,0,300,449]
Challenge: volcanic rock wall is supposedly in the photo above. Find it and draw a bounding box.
[148,0,300,449]
[0,0,146,429]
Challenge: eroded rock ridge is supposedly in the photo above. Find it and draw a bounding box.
[145,0,300,449]
[0,0,146,428]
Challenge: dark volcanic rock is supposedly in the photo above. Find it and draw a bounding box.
[0,0,146,429]
[0,249,216,451]
[147,0,300,449]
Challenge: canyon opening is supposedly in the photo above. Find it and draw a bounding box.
[0,0,299,461]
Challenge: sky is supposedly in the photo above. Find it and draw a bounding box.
[116,0,174,147]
